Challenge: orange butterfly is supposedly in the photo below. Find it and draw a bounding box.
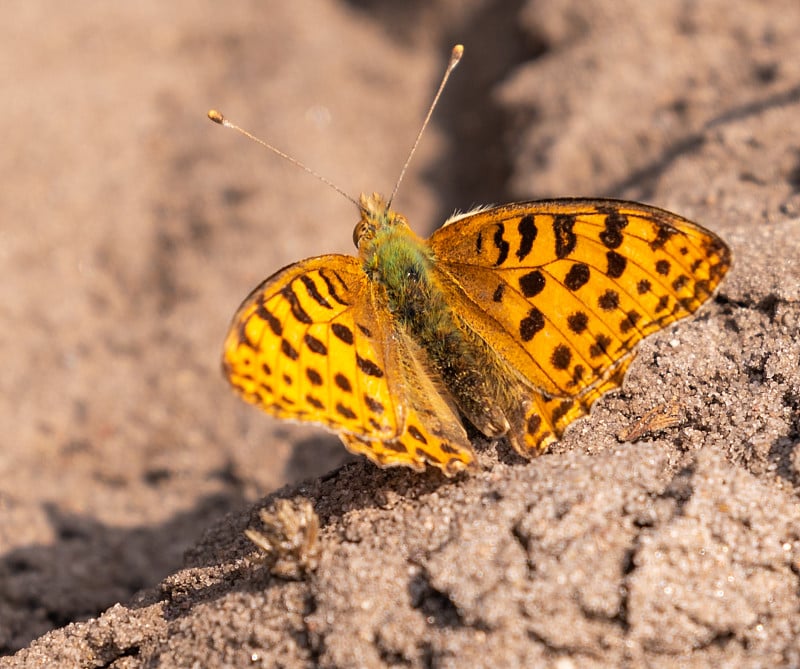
[213,46,730,475]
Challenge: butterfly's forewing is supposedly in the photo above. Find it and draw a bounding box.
[223,255,475,474]
[223,256,402,438]
[429,198,730,451]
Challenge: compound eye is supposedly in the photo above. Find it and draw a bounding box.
[353,220,365,248]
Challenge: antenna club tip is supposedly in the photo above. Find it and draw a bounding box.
[451,44,464,64]
[208,109,225,124]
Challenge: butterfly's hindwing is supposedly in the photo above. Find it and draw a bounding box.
[340,335,474,474]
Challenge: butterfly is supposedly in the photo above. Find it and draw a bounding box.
[221,192,729,475]
[213,47,731,476]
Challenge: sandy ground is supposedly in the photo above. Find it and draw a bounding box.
[2,1,800,667]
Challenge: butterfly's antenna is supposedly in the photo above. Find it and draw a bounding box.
[387,44,464,209]
[207,109,360,208]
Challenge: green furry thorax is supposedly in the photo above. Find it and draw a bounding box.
[362,219,447,332]
[354,193,460,348]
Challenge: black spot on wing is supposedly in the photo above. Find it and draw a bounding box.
[256,302,282,336]
[606,251,627,278]
[551,344,572,370]
[281,285,312,324]
[516,214,537,261]
[364,394,384,414]
[589,334,612,357]
[356,355,384,378]
[407,425,428,444]
[299,274,332,309]
[520,307,545,342]
[551,399,574,424]
[334,373,352,393]
[304,333,327,355]
[672,275,689,291]
[519,270,546,298]
[306,395,325,410]
[554,215,577,258]
[599,212,628,249]
[331,323,354,345]
[383,441,408,453]
[237,321,255,347]
[567,312,588,334]
[694,279,710,299]
[598,290,620,311]
[281,339,299,360]
[336,403,357,420]
[493,223,510,266]
[319,269,350,306]
[492,283,505,302]
[415,447,442,464]
[619,310,641,334]
[649,223,676,251]
[564,263,590,291]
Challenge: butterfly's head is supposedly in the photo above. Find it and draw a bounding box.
[353,192,409,249]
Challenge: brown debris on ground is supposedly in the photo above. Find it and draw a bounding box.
[2,2,800,667]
